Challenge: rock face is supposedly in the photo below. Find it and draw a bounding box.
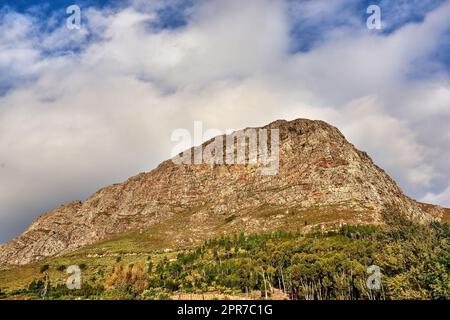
[0,119,446,266]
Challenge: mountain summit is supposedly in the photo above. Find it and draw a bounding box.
[0,119,446,267]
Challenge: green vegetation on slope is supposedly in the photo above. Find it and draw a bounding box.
[0,211,449,300]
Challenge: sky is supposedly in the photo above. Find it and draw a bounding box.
[0,0,449,243]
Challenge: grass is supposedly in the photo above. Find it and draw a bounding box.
[1,215,448,300]
[0,204,420,295]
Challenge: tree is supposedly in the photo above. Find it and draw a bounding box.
[105,262,149,297]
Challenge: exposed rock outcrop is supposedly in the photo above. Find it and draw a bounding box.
[0,119,445,267]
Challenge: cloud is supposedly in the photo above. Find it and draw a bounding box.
[0,10,41,94]
[422,181,450,207]
[0,0,450,242]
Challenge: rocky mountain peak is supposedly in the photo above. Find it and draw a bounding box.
[0,118,446,267]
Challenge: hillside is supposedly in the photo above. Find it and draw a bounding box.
[0,118,447,267]
[0,216,448,300]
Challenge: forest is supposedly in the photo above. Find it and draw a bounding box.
[4,211,449,300]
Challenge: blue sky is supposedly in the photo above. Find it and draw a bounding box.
[0,0,449,243]
[2,0,448,51]
[3,0,448,56]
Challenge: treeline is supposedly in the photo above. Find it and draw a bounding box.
[141,218,448,300]
[8,212,450,300]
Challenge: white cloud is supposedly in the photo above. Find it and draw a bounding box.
[422,181,450,207]
[336,97,436,188]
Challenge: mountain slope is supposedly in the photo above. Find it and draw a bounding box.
[0,118,446,267]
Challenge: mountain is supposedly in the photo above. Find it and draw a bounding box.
[0,118,447,267]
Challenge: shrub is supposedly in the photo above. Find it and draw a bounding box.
[40,264,49,273]
[79,263,88,270]
[56,265,66,272]
[142,288,172,300]
[28,279,45,294]
[104,262,148,297]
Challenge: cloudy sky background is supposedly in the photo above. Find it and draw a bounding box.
[0,0,449,243]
